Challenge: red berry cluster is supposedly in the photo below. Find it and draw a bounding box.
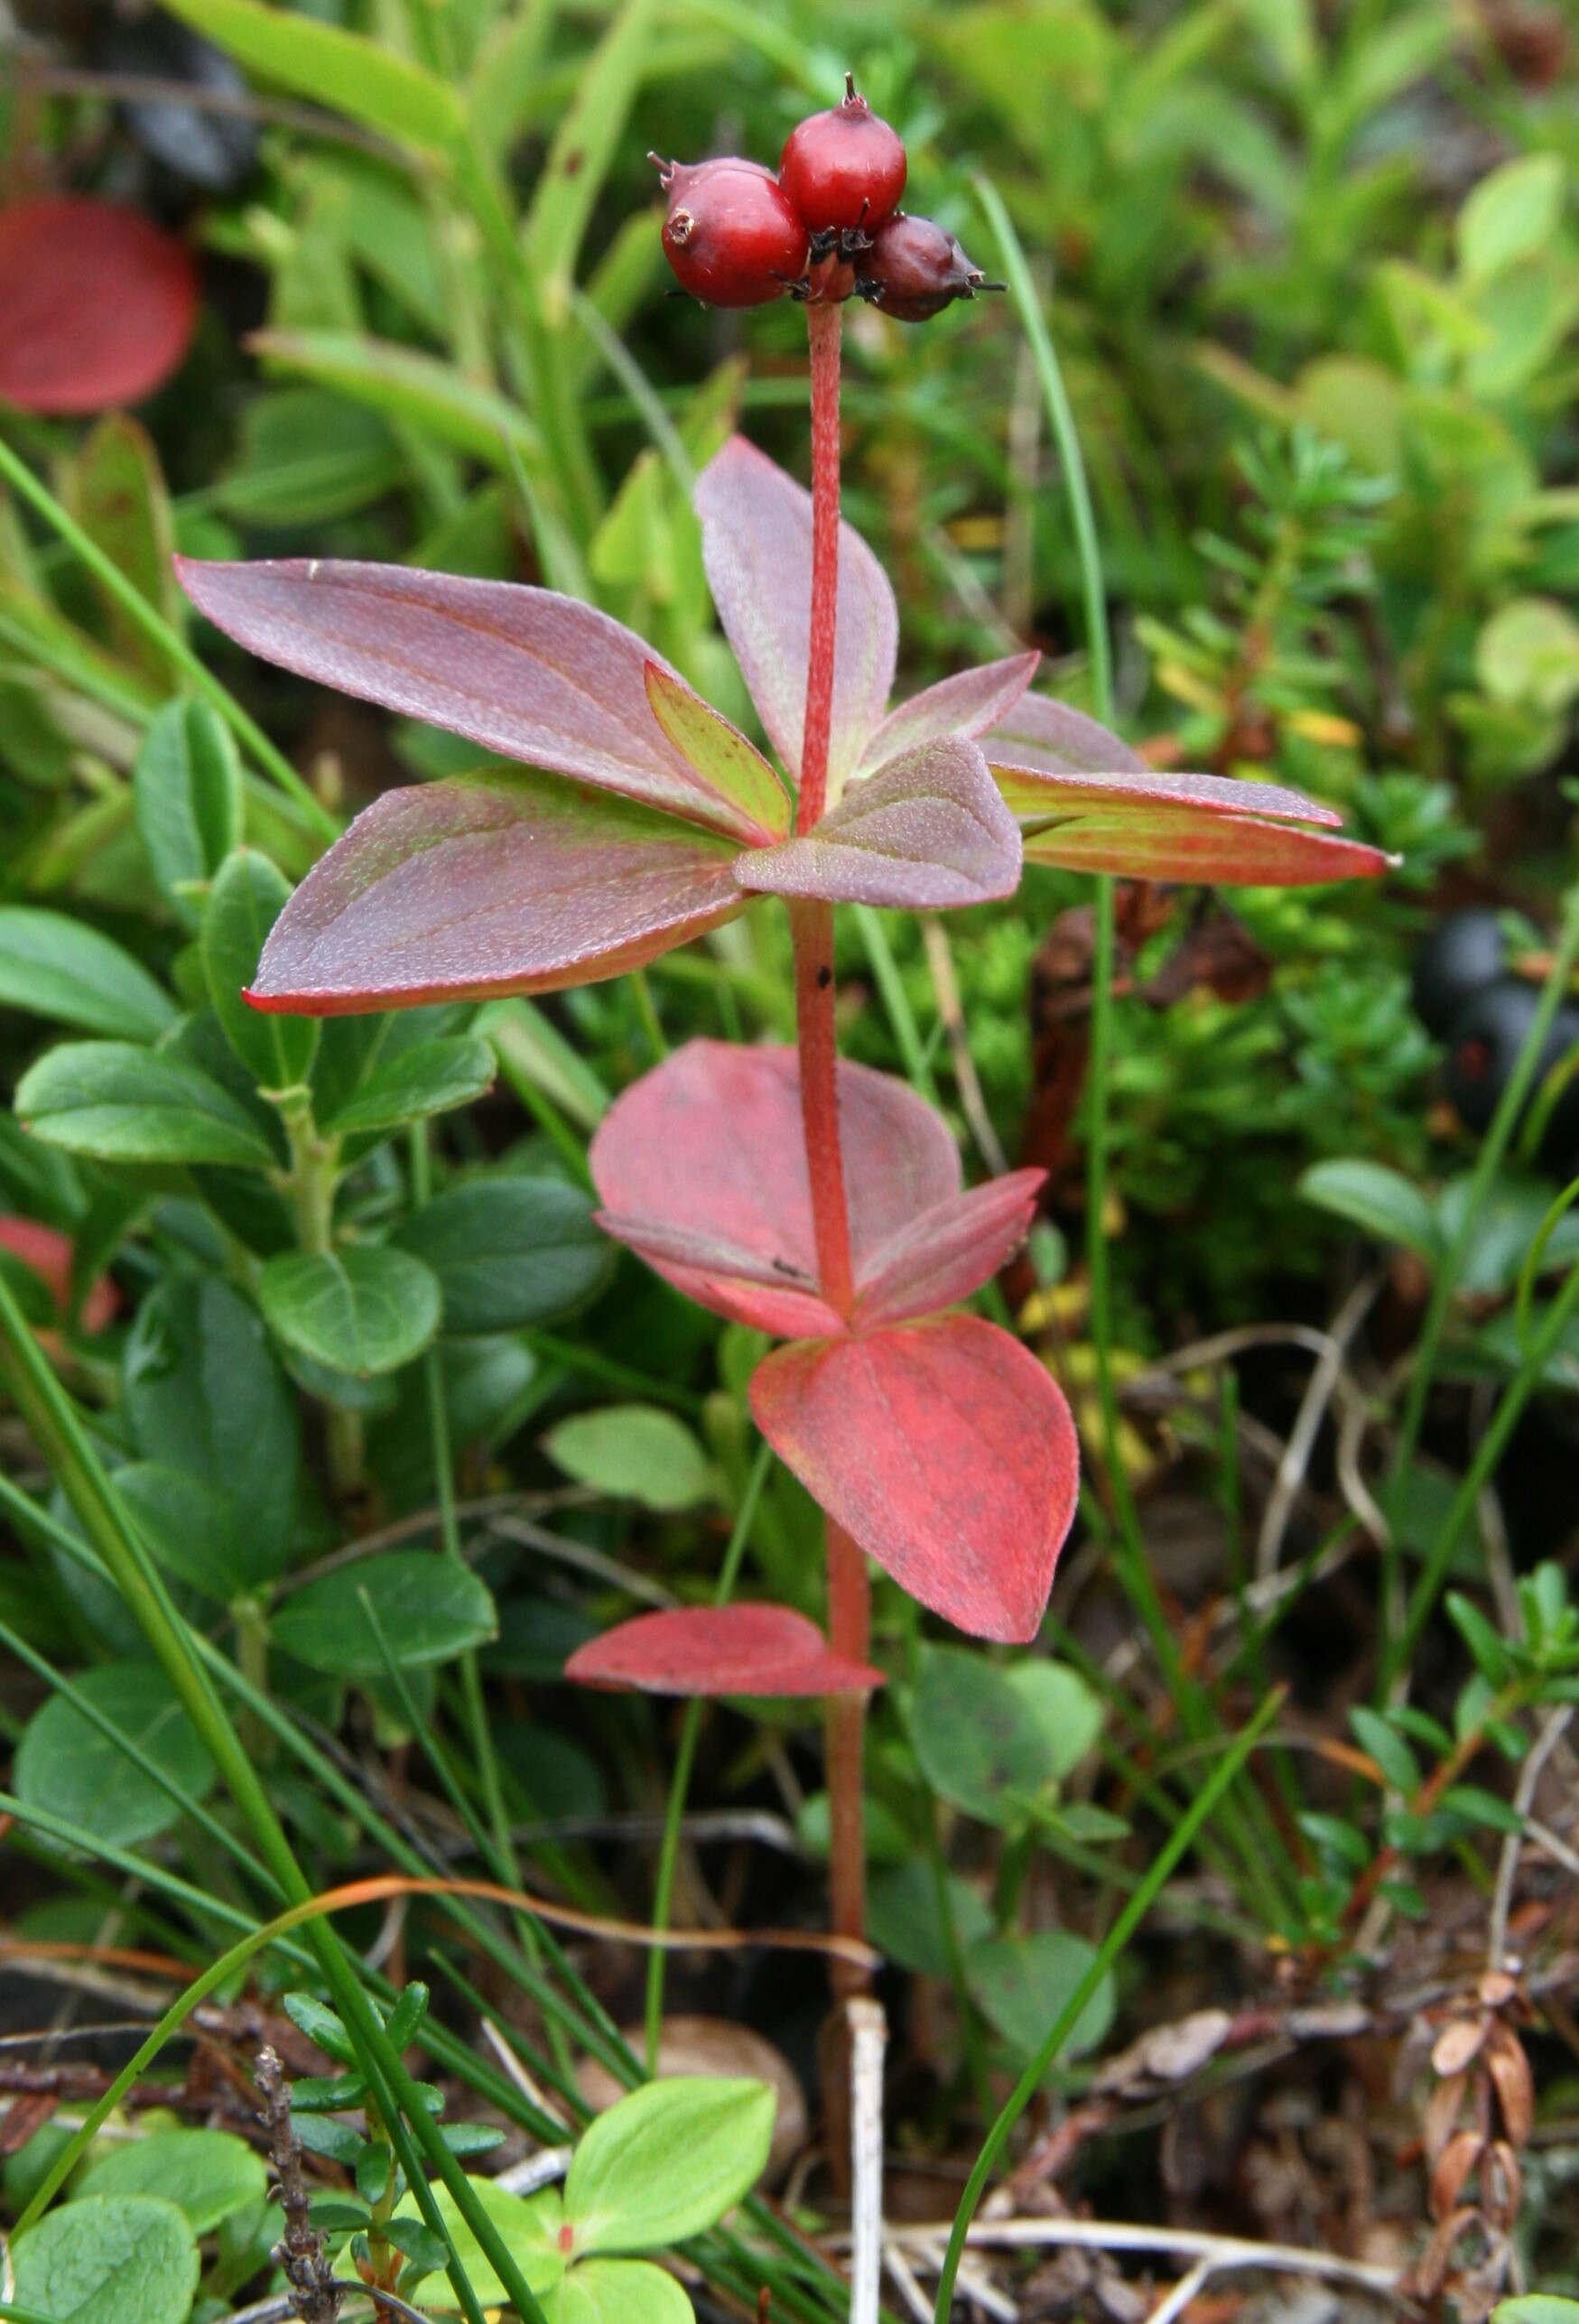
[652,77,995,322]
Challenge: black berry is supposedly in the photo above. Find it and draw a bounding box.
[859,215,991,322]
[1412,907,1509,1040]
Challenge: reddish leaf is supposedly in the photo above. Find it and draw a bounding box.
[0,1216,118,1333]
[174,557,770,842]
[695,436,896,788]
[643,662,791,841]
[565,1604,883,1697]
[991,691,1344,819]
[855,652,1040,783]
[247,774,743,1015]
[590,1040,960,1330]
[854,1170,1045,1327]
[738,739,1021,910]
[0,200,198,416]
[751,1315,1079,1642]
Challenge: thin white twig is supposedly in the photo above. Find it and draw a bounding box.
[1489,1704,1576,1972]
[921,916,1009,1174]
[873,2216,1403,2301]
[479,2017,573,2134]
[1256,1274,1381,1581]
[496,2143,575,2196]
[1147,2257,1212,2323]
[883,2238,935,2324]
[849,1999,887,2324]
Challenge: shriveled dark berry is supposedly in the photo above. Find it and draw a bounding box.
[779,77,906,242]
[654,156,808,307]
[1445,979,1579,1173]
[858,214,993,322]
[1412,907,1509,1039]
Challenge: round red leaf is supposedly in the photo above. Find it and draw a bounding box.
[0,200,199,414]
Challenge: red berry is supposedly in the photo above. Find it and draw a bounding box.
[778,77,906,242]
[654,155,808,308]
[859,214,989,322]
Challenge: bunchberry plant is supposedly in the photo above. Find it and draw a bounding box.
[174,82,1388,1975]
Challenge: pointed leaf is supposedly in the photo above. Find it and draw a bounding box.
[1003,782,1394,885]
[566,1605,883,1697]
[0,907,175,1041]
[738,739,1022,911]
[246,773,743,1016]
[320,1036,496,1136]
[258,1246,441,1375]
[989,695,1339,822]
[855,1170,1044,1326]
[174,557,769,841]
[0,199,198,414]
[644,662,790,841]
[857,651,1040,779]
[16,1041,277,1167]
[247,330,542,471]
[203,850,319,1091]
[590,1040,960,1330]
[133,699,244,930]
[154,0,465,154]
[695,436,896,786]
[749,1315,1079,1642]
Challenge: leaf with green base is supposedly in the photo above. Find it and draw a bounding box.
[204,850,319,1091]
[394,1176,610,1332]
[133,699,244,930]
[155,0,465,155]
[248,330,543,472]
[14,1661,218,1849]
[75,2129,266,2236]
[259,1246,442,1376]
[15,1042,277,1167]
[563,2078,775,2255]
[0,909,174,1042]
[545,1405,716,1511]
[271,1549,497,1677]
[555,2260,694,2324]
[321,1036,497,1137]
[12,2195,199,2324]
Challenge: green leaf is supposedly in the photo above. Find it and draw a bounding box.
[965,1929,1116,2063]
[524,0,656,316]
[75,2129,267,2236]
[1297,1159,1441,1260]
[565,2078,774,2255]
[283,1993,357,2066]
[13,2194,200,2324]
[1459,153,1566,284]
[134,700,245,930]
[908,1645,1054,1827]
[1494,2301,1579,2324]
[1447,1593,1516,1686]
[271,1549,497,1677]
[384,2214,449,2273]
[115,1462,250,1604]
[14,1664,217,1850]
[156,0,464,155]
[258,1247,442,1376]
[16,1041,277,1167]
[0,909,174,1041]
[215,388,404,525]
[866,1861,994,1980]
[395,1176,609,1333]
[1439,1783,1525,1835]
[203,851,319,1091]
[383,1981,430,2053]
[1349,1706,1422,1795]
[323,1037,496,1138]
[384,2178,565,2310]
[543,1405,714,1511]
[66,416,181,680]
[557,2259,694,2324]
[249,332,542,472]
[1008,1659,1106,1782]
[1476,597,1579,713]
[124,1275,300,1586]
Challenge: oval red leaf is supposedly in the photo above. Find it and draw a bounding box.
[0,200,198,414]
[565,1604,883,1696]
[853,1169,1045,1327]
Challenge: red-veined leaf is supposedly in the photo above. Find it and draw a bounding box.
[738,739,1021,911]
[246,774,743,1015]
[855,651,1040,783]
[643,663,791,841]
[990,690,1348,811]
[590,1040,959,1331]
[174,556,769,841]
[998,775,1393,884]
[695,435,896,788]
[566,1604,883,1696]
[0,200,198,414]
[749,1315,1079,1643]
[853,1170,1045,1328]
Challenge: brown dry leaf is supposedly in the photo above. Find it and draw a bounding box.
[1424,2070,1468,2161]
[1409,2205,1481,2301]
[1432,2016,1488,2078]
[1485,2026,1536,2146]
[1431,2126,1485,2219]
[1094,2006,1235,2097]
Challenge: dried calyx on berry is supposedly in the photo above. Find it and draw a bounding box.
[858,213,998,321]
[652,153,808,308]
[779,74,906,256]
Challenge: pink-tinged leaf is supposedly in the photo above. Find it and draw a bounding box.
[738,739,1022,911]
[750,1315,1079,1643]
[989,693,1344,829]
[247,774,742,1016]
[590,1040,959,1329]
[854,1170,1045,1328]
[174,557,767,843]
[695,436,897,787]
[0,200,198,415]
[856,652,1040,781]
[998,780,1393,885]
[643,662,791,842]
[565,1604,884,1697]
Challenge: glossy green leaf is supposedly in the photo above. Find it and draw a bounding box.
[394,1175,609,1332]
[114,1462,250,1603]
[524,0,655,314]
[156,0,465,154]
[133,699,244,929]
[387,2178,564,2310]
[544,1405,715,1511]
[564,2078,775,2255]
[271,1548,497,1676]
[258,1246,442,1375]
[0,909,174,1041]
[15,1041,276,1167]
[76,2129,267,2236]
[1298,1158,1442,1260]
[203,850,319,1090]
[322,1036,496,1138]
[14,1664,218,1849]
[966,1929,1116,2063]
[13,2194,200,2324]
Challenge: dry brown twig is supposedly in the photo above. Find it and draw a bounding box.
[255,2044,339,2324]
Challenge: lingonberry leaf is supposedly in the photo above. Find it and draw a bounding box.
[0,200,199,414]
[173,555,771,841]
[642,661,792,840]
[590,1040,960,1329]
[566,1605,883,1696]
[695,435,897,788]
[737,738,1022,910]
[749,1315,1079,1642]
[855,651,1040,781]
[246,774,743,1016]
[853,1169,1045,1327]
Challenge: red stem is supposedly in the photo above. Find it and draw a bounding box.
[792,301,870,1991]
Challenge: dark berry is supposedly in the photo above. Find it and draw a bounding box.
[1445,979,1579,1172]
[778,77,906,241]
[1412,907,1509,1039]
[654,156,808,308]
[858,214,992,322]
[96,13,259,195]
